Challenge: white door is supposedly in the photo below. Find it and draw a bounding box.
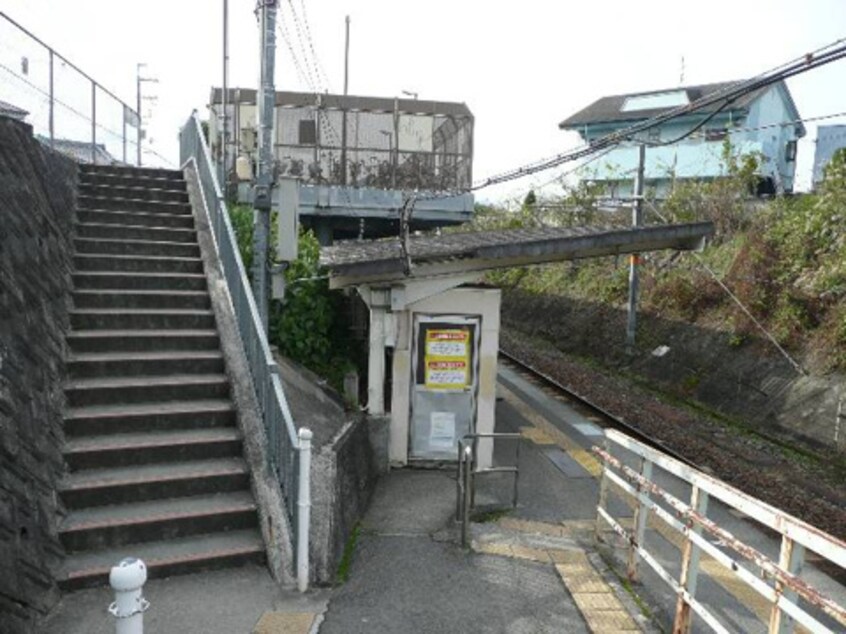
[409,314,480,460]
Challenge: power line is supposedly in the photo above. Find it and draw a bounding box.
[467,37,846,194]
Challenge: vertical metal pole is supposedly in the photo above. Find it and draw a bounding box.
[48,49,54,148]
[222,0,229,188]
[673,487,710,634]
[340,15,350,185]
[391,97,399,188]
[252,0,277,333]
[767,537,805,634]
[626,143,645,351]
[91,81,97,164]
[461,445,472,548]
[627,457,652,582]
[297,427,313,593]
[136,64,142,167]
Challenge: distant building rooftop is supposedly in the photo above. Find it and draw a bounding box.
[558,80,782,129]
[36,136,119,165]
[210,87,472,119]
[0,98,29,121]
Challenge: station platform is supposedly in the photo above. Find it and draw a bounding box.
[40,363,845,633]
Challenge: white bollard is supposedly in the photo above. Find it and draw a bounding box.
[297,427,313,593]
[108,557,149,634]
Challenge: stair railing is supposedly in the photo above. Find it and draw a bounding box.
[179,111,311,592]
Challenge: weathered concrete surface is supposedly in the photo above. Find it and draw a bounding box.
[502,289,846,452]
[0,117,77,632]
[185,164,294,585]
[320,470,591,634]
[38,564,329,634]
[274,355,380,584]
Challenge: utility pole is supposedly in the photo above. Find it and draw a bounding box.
[136,64,158,167]
[253,0,278,332]
[221,0,229,188]
[626,144,646,352]
[340,15,350,185]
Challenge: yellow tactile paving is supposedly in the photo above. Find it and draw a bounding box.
[474,541,515,558]
[252,611,317,634]
[584,610,641,633]
[520,425,556,445]
[497,517,568,537]
[509,544,552,563]
[500,384,603,477]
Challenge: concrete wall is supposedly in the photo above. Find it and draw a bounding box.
[0,117,77,632]
[501,289,845,454]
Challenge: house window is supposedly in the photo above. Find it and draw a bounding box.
[785,140,797,162]
[299,119,316,145]
[705,128,727,142]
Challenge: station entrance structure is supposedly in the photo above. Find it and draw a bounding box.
[321,222,714,467]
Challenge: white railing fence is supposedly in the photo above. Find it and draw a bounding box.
[594,428,846,634]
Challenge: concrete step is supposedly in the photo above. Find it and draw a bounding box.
[67,329,219,354]
[75,237,200,258]
[78,221,197,244]
[64,428,242,470]
[70,309,215,331]
[72,289,211,310]
[67,349,223,378]
[74,253,202,274]
[60,457,251,509]
[59,491,257,554]
[65,374,230,408]
[57,528,265,590]
[78,183,189,204]
[73,271,207,291]
[80,164,183,181]
[64,399,236,437]
[77,194,191,215]
[78,209,194,229]
[79,171,187,192]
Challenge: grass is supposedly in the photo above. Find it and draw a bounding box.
[335,522,361,585]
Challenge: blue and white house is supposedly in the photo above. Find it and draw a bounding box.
[559,80,805,197]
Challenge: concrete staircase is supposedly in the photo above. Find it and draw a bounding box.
[57,164,264,590]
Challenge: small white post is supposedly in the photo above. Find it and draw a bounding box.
[108,557,149,634]
[297,427,313,593]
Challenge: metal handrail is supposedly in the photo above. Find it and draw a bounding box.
[178,111,310,591]
[456,432,522,547]
[594,429,846,634]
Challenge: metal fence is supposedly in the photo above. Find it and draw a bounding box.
[0,11,140,165]
[210,92,473,192]
[594,428,846,634]
[179,111,311,591]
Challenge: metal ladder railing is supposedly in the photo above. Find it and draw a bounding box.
[456,433,522,547]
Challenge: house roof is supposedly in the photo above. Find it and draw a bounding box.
[209,87,472,119]
[37,136,119,165]
[559,81,775,129]
[0,98,29,120]
[321,222,714,285]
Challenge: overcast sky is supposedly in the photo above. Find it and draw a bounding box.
[3,0,845,202]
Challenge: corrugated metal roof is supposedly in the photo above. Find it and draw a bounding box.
[321,222,714,280]
[209,87,472,118]
[558,80,770,128]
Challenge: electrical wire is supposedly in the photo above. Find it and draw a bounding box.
[464,37,846,195]
[642,197,806,376]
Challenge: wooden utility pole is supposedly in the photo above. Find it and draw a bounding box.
[626,144,646,351]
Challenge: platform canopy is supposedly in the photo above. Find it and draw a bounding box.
[321,222,714,289]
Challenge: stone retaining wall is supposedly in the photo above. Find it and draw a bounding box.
[0,117,77,632]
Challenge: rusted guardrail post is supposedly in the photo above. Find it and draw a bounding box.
[673,486,709,634]
[627,457,653,581]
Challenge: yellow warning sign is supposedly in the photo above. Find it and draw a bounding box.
[424,329,470,390]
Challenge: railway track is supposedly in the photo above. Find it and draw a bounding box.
[501,348,713,468]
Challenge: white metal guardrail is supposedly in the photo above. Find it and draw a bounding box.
[594,428,846,634]
[179,111,311,591]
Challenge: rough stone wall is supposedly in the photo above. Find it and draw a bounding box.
[0,118,77,632]
[501,289,845,453]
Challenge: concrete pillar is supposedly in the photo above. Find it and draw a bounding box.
[368,304,386,416]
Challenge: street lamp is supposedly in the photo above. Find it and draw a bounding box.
[401,90,419,100]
